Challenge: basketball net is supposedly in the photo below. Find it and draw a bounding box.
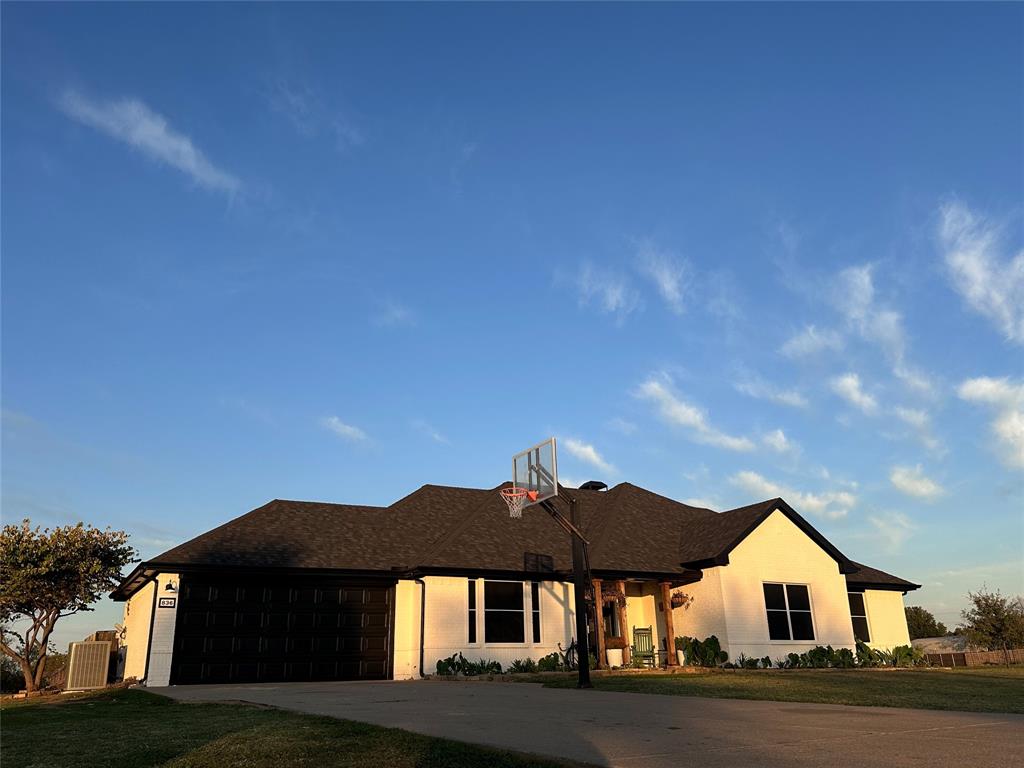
[500,487,537,519]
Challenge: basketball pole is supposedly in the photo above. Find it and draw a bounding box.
[539,490,593,689]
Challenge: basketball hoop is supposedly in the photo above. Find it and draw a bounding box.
[500,487,537,519]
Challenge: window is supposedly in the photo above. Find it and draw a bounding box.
[467,580,477,644]
[602,601,621,638]
[848,592,870,643]
[530,582,541,643]
[484,581,525,643]
[763,583,815,641]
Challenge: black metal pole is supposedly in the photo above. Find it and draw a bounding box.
[569,495,592,689]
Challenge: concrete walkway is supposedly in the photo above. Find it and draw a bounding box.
[151,679,1024,768]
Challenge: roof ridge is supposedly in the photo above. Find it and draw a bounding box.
[402,486,496,569]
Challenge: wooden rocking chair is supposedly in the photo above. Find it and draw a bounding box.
[632,626,656,668]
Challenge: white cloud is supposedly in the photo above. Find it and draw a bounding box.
[735,378,808,409]
[890,464,945,501]
[58,90,240,193]
[867,512,916,552]
[412,419,449,445]
[958,377,1024,469]
[321,416,367,442]
[762,428,800,455]
[635,241,690,314]
[939,202,1024,344]
[832,265,934,396]
[684,498,718,510]
[636,376,754,452]
[577,263,640,323]
[562,438,616,475]
[729,470,855,519]
[893,407,944,454]
[830,372,879,415]
[779,325,844,358]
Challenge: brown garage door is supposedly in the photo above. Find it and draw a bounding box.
[170,574,394,684]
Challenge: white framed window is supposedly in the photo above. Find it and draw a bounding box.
[763,582,815,641]
[484,580,525,644]
[848,591,871,643]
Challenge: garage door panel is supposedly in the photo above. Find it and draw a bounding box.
[171,576,393,684]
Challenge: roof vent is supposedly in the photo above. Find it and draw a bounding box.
[579,481,608,491]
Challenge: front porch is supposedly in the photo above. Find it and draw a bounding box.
[589,578,691,670]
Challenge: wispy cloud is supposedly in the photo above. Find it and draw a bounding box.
[57,89,240,194]
[833,265,933,396]
[412,419,449,445]
[939,202,1024,345]
[562,437,616,475]
[735,377,808,409]
[893,407,944,454]
[867,512,916,552]
[830,372,879,415]
[957,376,1024,469]
[321,416,367,442]
[577,263,641,323]
[762,428,800,455]
[372,298,415,327]
[606,417,638,435]
[635,240,690,314]
[729,470,855,519]
[779,325,844,358]
[890,464,945,500]
[636,375,754,452]
[265,78,363,151]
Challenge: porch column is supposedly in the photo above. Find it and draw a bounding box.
[661,581,678,666]
[592,578,605,669]
[616,580,630,665]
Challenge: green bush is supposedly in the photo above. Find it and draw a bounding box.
[761,656,774,669]
[537,652,563,672]
[508,658,537,674]
[434,653,502,676]
[677,635,729,667]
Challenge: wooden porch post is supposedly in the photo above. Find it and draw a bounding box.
[661,581,678,666]
[616,580,630,665]
[592,578,605,669]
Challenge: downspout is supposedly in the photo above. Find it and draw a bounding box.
[414,578,427,678]
[141,576,159,685]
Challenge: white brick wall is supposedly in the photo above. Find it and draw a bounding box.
[395,576,577,677]
[673,566,729,648]
[864,589,911,650]
[121,580,155,681]
[145,573,180,687]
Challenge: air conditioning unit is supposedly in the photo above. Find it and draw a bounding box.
[66,641,112,691]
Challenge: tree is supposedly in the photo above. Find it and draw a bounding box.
[905,606,948,640]
[958,587,1024,652]
[0,520,135,692]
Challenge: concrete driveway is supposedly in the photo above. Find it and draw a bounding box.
[152,679,1024,768]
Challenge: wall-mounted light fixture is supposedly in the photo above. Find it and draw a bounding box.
[164,581,177,593]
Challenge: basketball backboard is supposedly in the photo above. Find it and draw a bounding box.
[512,437,558,507]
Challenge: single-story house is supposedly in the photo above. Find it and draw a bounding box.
[112,482,920,686]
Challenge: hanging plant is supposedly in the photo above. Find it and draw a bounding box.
[670,591,694,610]
[601,586,627,608]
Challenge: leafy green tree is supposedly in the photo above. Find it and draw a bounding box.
[958,587,1024,652]
[0,520,135,692]
[905,605,948,639]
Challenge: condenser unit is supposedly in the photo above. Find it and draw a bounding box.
[66,641,111,691]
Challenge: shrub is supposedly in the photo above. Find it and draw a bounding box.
[761,656,773,669]
[537,652,563,672]
[678,635,729,667]
[435,653,502,675]
[508,658,537,674]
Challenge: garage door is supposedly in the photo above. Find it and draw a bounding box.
[170,574,394,684]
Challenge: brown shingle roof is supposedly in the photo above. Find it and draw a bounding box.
[115,482,919,597]
[846,560,921,591]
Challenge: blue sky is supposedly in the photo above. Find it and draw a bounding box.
[2,3,1022,646]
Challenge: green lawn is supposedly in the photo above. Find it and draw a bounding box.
[534,667,1024,713]
[1,688,583,768]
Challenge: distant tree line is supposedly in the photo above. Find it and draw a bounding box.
[907,588,1024,651]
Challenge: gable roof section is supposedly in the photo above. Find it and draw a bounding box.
[676,497,857,574]
[113,482,919,598]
